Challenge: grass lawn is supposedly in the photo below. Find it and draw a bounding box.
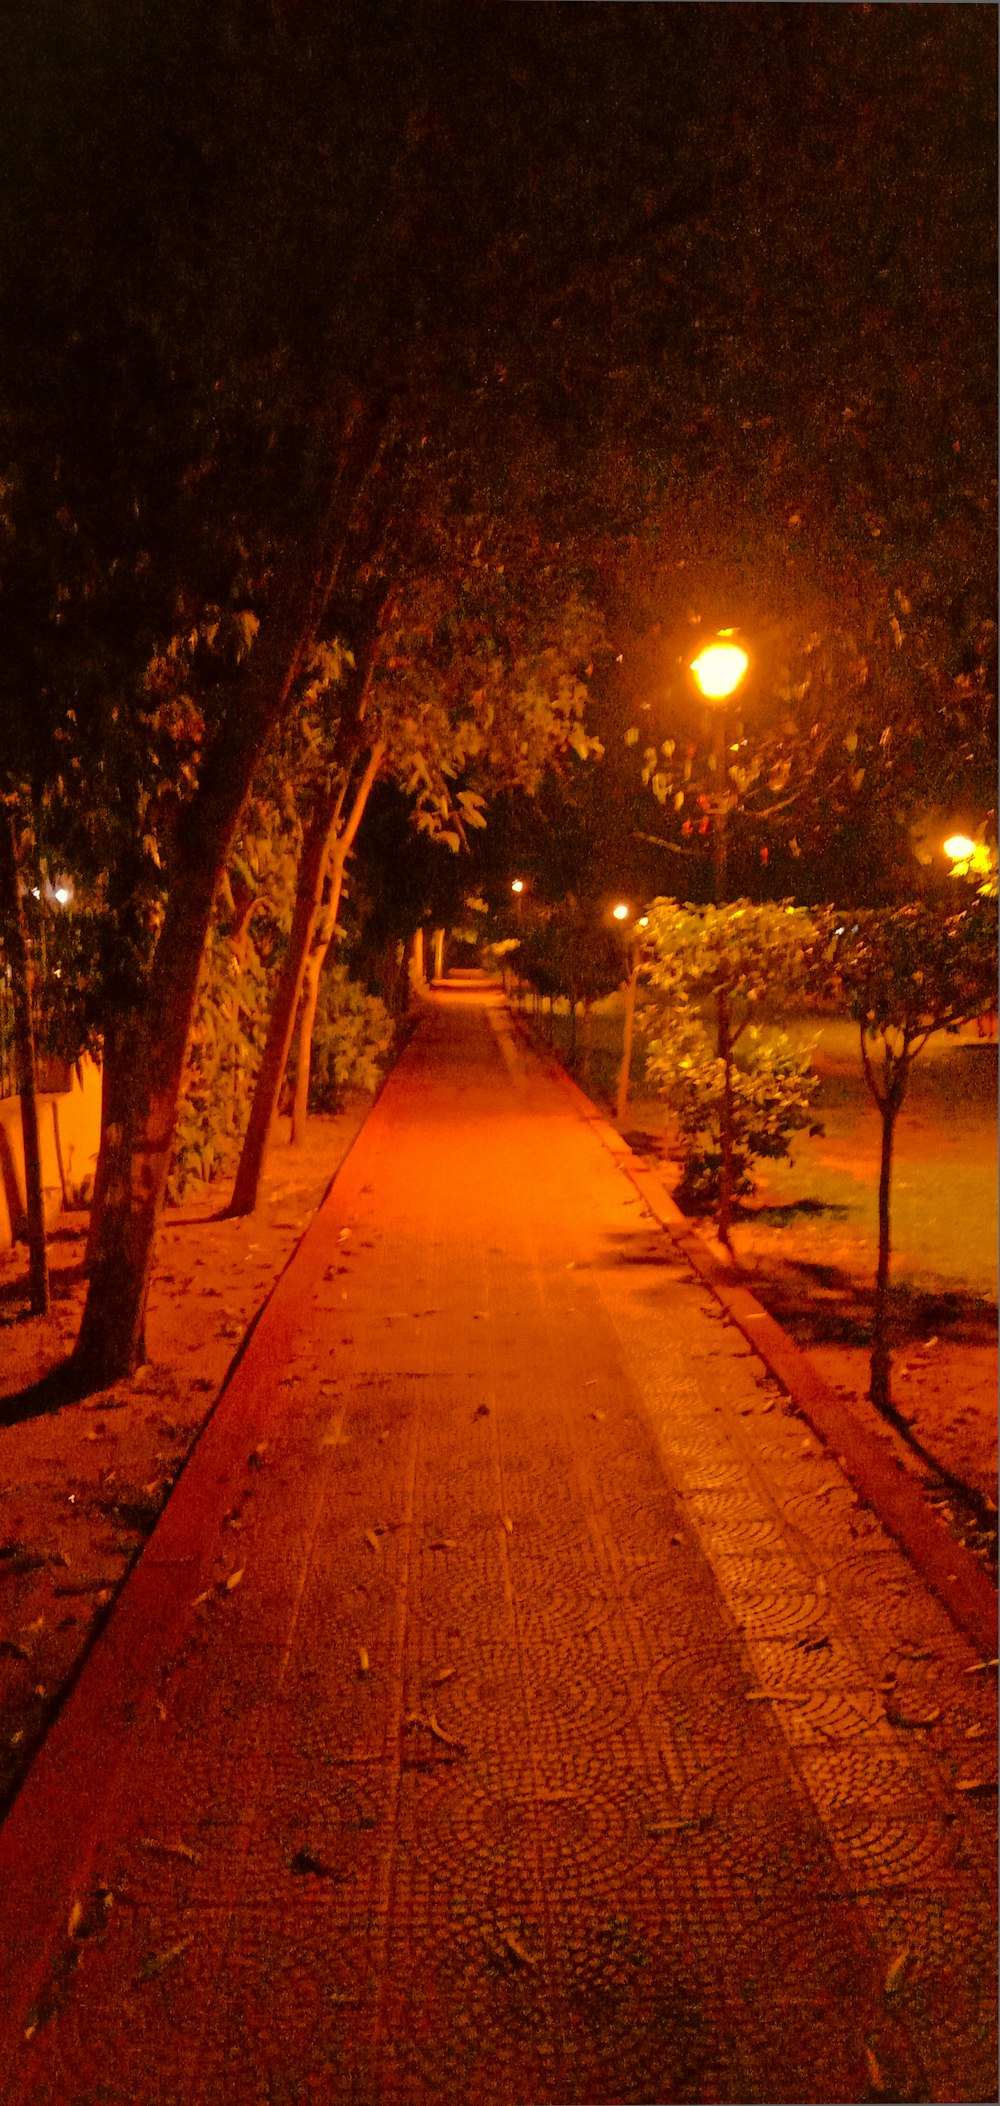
[519,987,998,1302]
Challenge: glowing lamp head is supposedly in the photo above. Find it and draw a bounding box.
[510,878,525,895]
[612,902,630,922]
[690,642,749,702]
[943,835,977,862]
[54,885,71,905]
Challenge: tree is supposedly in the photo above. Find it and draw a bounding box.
[0,806,49,1312]
[834,900,998,1417]
[517,900,628,1080]
[226,530,603,1212]
[641,900,828,1244]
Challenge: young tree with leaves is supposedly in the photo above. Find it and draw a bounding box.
[641,900,829,1245]
[834,900,998,1417]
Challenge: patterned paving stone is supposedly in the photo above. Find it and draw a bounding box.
[0,982,994,2105]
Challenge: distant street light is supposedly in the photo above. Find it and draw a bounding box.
[511,878,525,895]
[943,834,977,863]
[612,901,630,922]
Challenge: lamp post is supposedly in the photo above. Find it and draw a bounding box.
[613,906,648,1125]
[690,640,749,904]
[689,639,749,1248]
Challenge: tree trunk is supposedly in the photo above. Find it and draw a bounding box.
[289,741,384,1147]
[73,884,218,1380]
[84,1047,118,1274]
[615,957,639,1124]
[716,982,735,1248]
[71,398,390,1386]
[227,791,343,1213]
[0,808,49,1313]
[581,998,593,1087]
[870,1097,899,1415]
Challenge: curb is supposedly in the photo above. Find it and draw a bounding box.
[515,1016,997,1660]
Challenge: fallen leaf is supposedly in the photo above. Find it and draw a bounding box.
[135,1938,192,1984]
[886,1707,939,1730]
[745,1689,807,1705]
[67,1899,83,1938]
[501,1515,513,1535]
[358,1648,370,1676]
[404,1711,462,1750]
[247,1445,267,1470]
[590,1410,606,1422]
[963,1657,998,1675]
[428,1666,456,1687]
[502,1931,537,1968]
[884,1947,909,1995]
[864,2046,886,2094]
[426,1712,458,1747]
[139,1836,200,1865]
[192,1589,212,1608]
[363,1530,380,1555]
[223,1567,244,1593]
[955,1776,998,1798]
[429,1539,457,1551]
[290,1848,342,1879]
[473,1404,490,1420]
[648,1815,711,1836]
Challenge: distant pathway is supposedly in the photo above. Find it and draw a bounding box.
[0,979,995,2104]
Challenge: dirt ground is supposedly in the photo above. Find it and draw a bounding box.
[0,1105,370,1819]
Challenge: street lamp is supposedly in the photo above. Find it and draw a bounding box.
[943,834,977,864]
[690,639,749,903]
[612,901,630,922]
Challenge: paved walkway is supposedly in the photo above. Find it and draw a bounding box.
[0,980,995,2105]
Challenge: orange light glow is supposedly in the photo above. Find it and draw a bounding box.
[612,902,630,921]
[691,642,749,702]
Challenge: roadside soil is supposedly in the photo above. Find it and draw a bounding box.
[0,1104,370,1819]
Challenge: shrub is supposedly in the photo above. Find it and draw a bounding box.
[646,1009,822,1211]
[304,965,393,1112]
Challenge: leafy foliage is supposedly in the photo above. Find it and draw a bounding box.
[300,967,394,1114]
[518,902,627,1010]
[645,1009,821,1212]
[641,899,829,1210]
[829,897,998,1413]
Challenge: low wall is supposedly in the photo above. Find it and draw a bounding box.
[0,1056,102,1252]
